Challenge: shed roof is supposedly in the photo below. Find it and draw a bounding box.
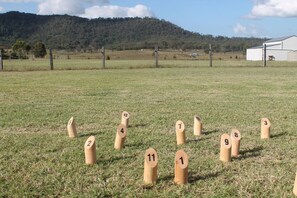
[265,35,297,43]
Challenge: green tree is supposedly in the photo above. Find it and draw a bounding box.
[33,41,47,58]
[12,40,31,59]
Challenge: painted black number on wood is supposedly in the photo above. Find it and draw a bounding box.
[148,154,155,161]
[179,157,184,165]
[225,139,229,145]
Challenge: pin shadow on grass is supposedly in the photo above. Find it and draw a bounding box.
[187,136,211,143]
[203,129,219,135]
[270,132,288,139]
[99,155,135,166]
[189,170,222,184]
[235,146,264,160]
[79,132,97,138]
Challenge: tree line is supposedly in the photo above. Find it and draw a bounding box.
[0,11,265,55]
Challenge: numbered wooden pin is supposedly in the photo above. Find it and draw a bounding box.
[67,117,77,138]
[220,133,232,162]
[114,124,127,150]
[121,111,130,127]
[231,129,241,157]
[143,148,158,185]
[261,118,271,139]
[176,120,186,145]
[293,172,297,196]
[174,149,189,185]
[84,136,96,165]
[194,115,203,136]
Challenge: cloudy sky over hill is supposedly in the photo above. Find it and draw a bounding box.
[0,0,297,38]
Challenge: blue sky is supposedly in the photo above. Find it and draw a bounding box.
[0,0,297,38]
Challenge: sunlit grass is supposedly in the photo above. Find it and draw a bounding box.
[0,66,297,197]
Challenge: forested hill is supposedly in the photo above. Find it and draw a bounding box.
[0,11,265,51]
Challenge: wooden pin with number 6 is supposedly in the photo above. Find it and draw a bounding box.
[220,133,232,162]
[143,148,158,185]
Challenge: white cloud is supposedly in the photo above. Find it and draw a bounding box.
[233,23,258,37]
[38,0,85,15]
[0,0,41,2]
[233,23,247,34]
[249,0,297,18]
[0,6,4,12]
[81,4,154,18]
[35,0,153,18]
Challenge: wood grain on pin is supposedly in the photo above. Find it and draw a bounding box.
[293,172,297,196]
[261,118,271,139]
[67,117,77,138]
[194,115,202,136]
[84,136,96,165]
[231,129,241,157]
[114,124,127,150]
[174,149,189,185]
[220,133,232,162]
[143,148,158,185]
[176,120,186,145]
[121,111,130,127]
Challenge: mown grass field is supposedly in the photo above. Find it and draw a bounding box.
[0,61,297,197]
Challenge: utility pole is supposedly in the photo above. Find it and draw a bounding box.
[155,45,159,68]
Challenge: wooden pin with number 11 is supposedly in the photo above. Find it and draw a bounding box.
[143,148,158,185]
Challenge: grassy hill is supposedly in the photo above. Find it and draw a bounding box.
[0,11,264,51]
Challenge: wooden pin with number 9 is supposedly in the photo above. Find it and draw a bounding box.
[143,148,158,185]
[220,133,232,162]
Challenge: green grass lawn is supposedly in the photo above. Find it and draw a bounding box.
[0,65,297,197]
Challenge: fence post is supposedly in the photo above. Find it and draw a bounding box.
[209,44,213,67]
[49,48,54,70]
[155,45,159,68]
[0,50,3,71]
[101,46,105,69]
[263,44,267,67]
